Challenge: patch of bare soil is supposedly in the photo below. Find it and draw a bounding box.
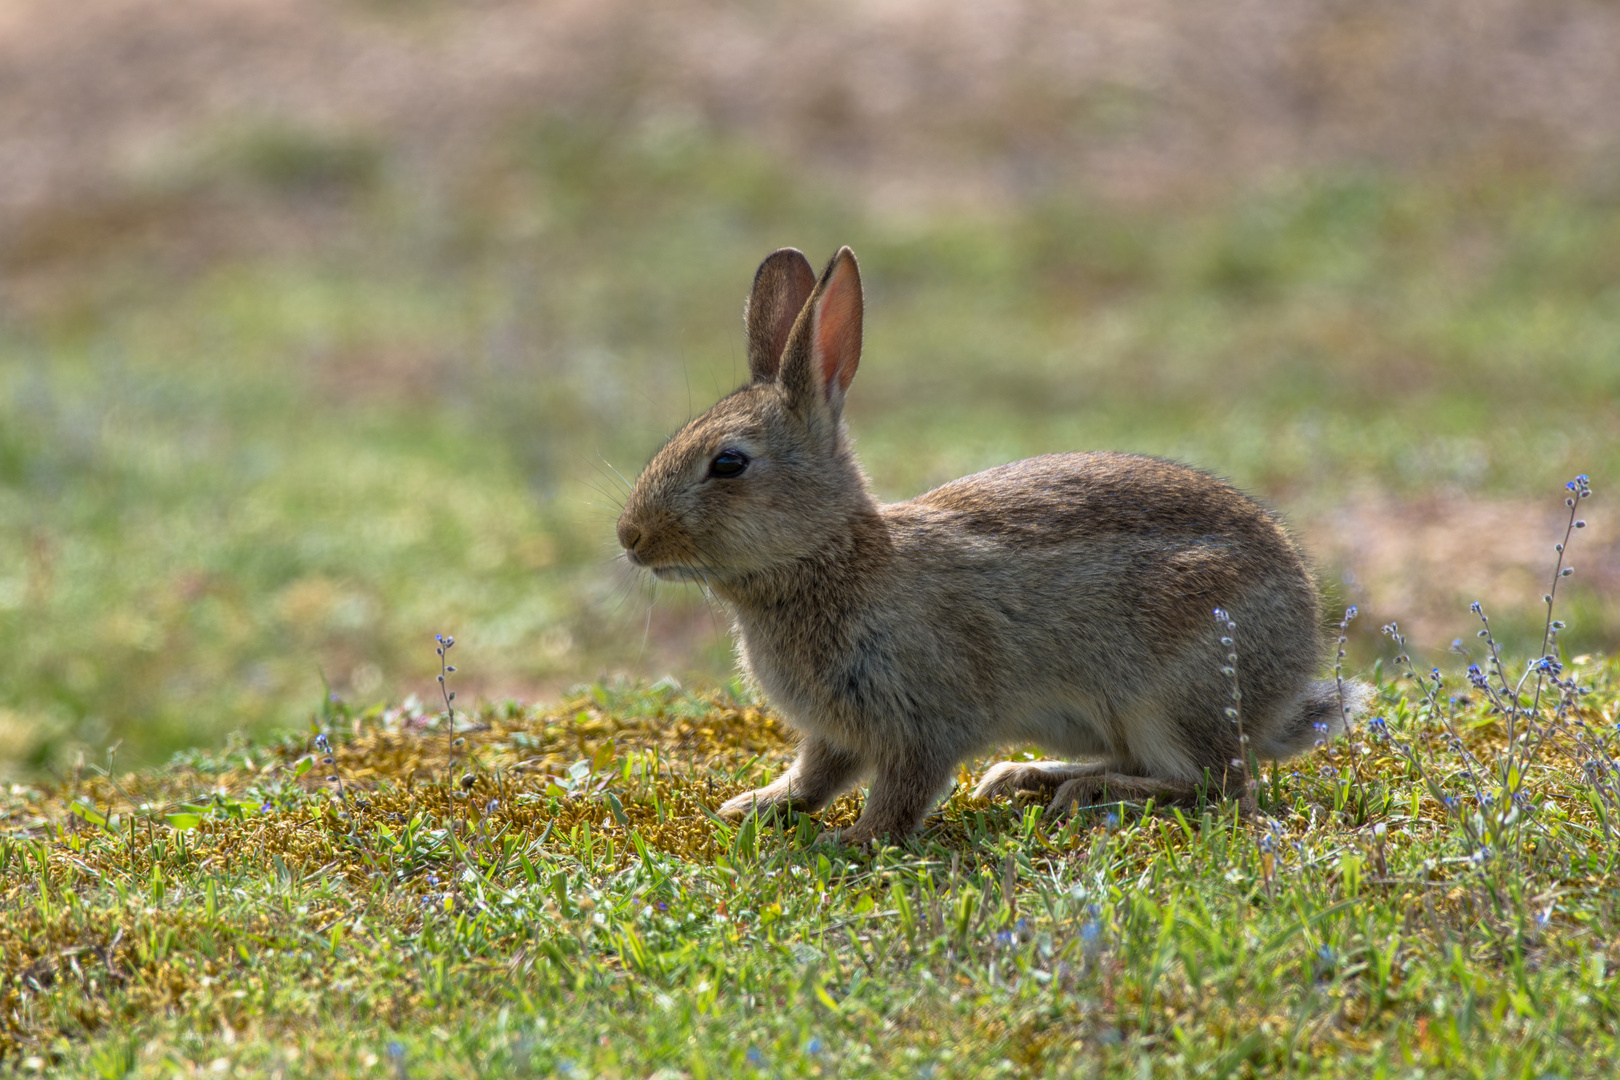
[1300,494,1619,652]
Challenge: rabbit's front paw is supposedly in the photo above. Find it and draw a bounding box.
[717,788,780,822]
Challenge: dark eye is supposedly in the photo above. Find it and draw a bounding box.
[709,448,749,479]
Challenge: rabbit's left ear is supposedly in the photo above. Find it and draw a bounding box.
[745,248,817,383]
[780,247,863,417]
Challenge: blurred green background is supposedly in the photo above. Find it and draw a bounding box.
[2,0,1618,772]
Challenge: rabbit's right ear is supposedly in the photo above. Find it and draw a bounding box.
[745,248,817,383]
[778,247,863,420]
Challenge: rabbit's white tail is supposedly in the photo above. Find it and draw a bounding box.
[1259,679,1372,759]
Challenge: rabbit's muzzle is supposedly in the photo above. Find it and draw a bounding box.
[617,520,645,561]
[618,509,702,580]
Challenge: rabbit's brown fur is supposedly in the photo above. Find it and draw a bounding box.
[618,246,1368,844]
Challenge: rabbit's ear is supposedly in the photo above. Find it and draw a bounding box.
[745,248,817,383]
[781,246,863,416]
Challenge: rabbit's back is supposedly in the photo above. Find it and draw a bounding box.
[897,451,1314,653]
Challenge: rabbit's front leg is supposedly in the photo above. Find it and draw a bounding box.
[716,736,864,822]
[826,755,955,846]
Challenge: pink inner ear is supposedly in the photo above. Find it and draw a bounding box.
[813,265,862,398]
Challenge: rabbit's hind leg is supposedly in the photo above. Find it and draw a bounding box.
[1044,772,1258,819]
[973,760,1109,802]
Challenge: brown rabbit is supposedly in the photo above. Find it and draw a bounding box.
[617,246,1368,844]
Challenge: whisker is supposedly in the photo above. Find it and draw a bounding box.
[581,470,629,509]
[598,454,635,495]
[636,580,656,667]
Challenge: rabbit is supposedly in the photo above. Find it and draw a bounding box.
[616,245,1370,845]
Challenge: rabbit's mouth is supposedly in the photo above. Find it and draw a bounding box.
[650,565,709,583]
[622,545,709,582]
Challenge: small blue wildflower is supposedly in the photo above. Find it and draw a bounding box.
[806,1037,824,1056]
[1104,812,1120,829]
[258,802,273,814]
[996,929,1016,946]
[387,1042,405,1060]
[1080,921,1101,943]
[746,1046,764,1066]
[557,1060,576,1078]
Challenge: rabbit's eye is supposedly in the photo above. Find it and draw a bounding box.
[709,449,749,479]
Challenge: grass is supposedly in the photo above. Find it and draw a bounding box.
[4,118,1620,771]
[2,642,1617,1076]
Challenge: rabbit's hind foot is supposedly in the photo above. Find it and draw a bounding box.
[973,760,1109,802]
[1043,773,1258,820]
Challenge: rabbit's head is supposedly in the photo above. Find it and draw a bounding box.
[617,247,872,584]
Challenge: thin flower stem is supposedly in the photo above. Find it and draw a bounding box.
[437,634,458,789]
[1333,605,1367,812]
[1212,608,1251,797]
[1533,476,1589,715]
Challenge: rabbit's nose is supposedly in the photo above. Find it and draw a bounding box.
[618,519,644,554]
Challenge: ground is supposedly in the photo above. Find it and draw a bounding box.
[2,654,1617,1076]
